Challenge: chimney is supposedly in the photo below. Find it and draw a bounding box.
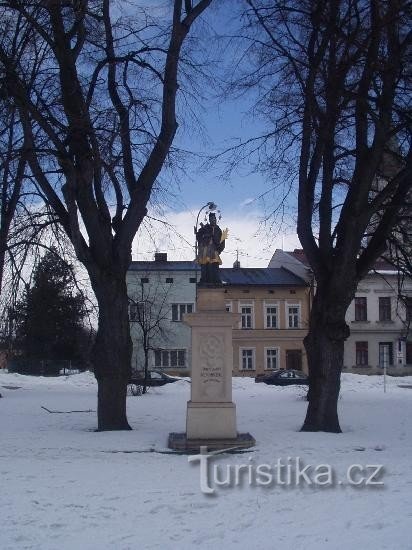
[154,252,167,263]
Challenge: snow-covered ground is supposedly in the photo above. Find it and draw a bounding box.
[1,371,411,550]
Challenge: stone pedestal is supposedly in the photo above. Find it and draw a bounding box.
[168,287,255,452]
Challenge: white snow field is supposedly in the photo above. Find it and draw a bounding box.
[1,371,411,550]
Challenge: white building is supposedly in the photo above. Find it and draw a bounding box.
[269,249,412,374]
[345,266,412,372]
[127,253,198,374]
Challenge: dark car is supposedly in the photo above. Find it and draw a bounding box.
[130,370,180,387]
[255,369,308,386]
[255,369,282,383]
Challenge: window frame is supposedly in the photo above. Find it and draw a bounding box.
[171,303,194,322]
[264,302,279,329]
[129,301,145,322]
[154,349,186,368]
[405,297,412,323]
[239,302,254,329]
[239,347,255,371]
[354,296,367,321]
[378,297,392,322]
[265,347,280,370]
[355,341,369,366]
[286,303,301,329]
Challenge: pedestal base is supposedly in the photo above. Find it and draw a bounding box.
[168,432,256,453]
[186,401,236,439]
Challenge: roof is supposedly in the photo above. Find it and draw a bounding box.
[282,250,396,274]
[129,261,198,272]
[220,267,307,287]
[372,258,394,271]
[128,262,307,286]
[285,249,310,267]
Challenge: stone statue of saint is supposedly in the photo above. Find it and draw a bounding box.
[196,212,228,286]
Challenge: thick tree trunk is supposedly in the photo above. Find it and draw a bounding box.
[301,289,351,433]
[91,271,132,431]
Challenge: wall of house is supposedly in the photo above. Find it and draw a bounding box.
[223,286,310,376]
[344,273,412,372]
[127,268,198,374]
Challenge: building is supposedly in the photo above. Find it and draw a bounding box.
[127,253,199,375]
[220,267,310,375]
[269,249,412,373]
[345,263,412,373]
[127,253,310,376]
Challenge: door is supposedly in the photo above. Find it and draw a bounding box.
[379,342,393,367]
[286,349,302,371]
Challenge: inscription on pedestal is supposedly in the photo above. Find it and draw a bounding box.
[199,334,225,399]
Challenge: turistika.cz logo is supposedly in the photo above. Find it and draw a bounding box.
[188,447,385,495]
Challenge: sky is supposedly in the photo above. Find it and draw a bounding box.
[132,1,301,267]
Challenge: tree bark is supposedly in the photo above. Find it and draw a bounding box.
[91,270,132,431]
[301,288,351,433]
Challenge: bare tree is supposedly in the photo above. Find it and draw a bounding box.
[0,0,213,430]
[227,0,411,431]
[129,277,173,394]
[0,103,27,295]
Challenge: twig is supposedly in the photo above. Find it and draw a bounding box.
[41,406,95,414]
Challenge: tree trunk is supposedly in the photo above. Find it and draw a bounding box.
[91,271,132,431]
[301,289,351,433]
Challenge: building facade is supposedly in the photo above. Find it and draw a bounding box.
[345,270,412,373]
[220,268,310,376]
[269,249,412,373]
[127,254,310,376]
[127,253,198,375]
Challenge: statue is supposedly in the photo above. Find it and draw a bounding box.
[196,212,228,286]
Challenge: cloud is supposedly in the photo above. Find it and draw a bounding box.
[132,208,300,268]
[239,198,256,208]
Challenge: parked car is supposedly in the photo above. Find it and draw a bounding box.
[255,370,282,383]
[129,370,179,387]
[255,369,308,386]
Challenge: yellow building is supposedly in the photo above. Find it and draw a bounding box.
[220,267,310,376]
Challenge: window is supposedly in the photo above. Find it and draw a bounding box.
[355,342,368,366]
[129,302,144,322]
[165,277,173,283]
[354,297,367,321]
[379,297,391,321]
[240,305,253,329]
[406,342,412,365]
[240,349,255,370]
[266,348,279,370]
[140,277,149,284]
[265,305,278,329]
[379,342,393,366]
[154,349,186,368]
[171,303,193,321]
[287,305,300,328]
[405,297,412,323]
[225,302,232,313]
[189,277,197,283]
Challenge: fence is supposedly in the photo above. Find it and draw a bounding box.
[7,358,87,376]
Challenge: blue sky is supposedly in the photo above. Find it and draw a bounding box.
[132,1,301,266]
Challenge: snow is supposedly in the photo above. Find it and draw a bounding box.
[1,371,412,550]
